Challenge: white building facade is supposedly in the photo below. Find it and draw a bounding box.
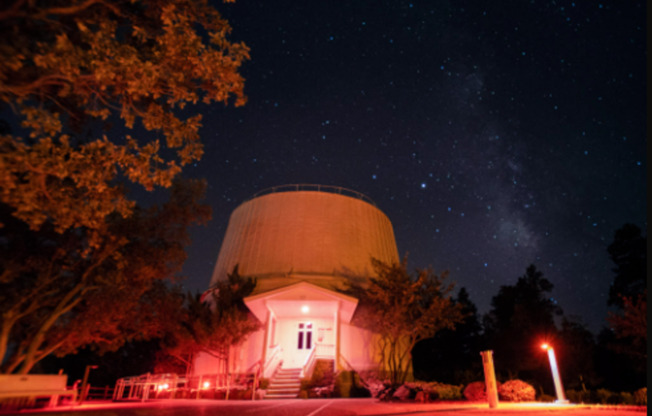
[193,185,399,381]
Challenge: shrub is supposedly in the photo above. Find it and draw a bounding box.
[333,371,370,398]
[633,388,647,406]
[258,378,269,390]
[498,380,536,402]
[310,360,335,387]
[619,392,634,405]
[334,371,353,398]
[430,382,463,400]
[538,394,555,402]
[464,381,498,401]
[565,389,591,404]
[595,388,612,404]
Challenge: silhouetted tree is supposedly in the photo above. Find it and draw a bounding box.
[556,318,598,390]
[607,224,646,307]
[412,287,483,384]
[156,266,260,375]
[0,179,210,373]
[597,224,647,388]
[483,264,561,382]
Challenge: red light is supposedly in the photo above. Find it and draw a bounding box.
[202,381,211,389]
[541,343,549,350]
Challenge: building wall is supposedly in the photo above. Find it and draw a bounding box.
[210,190,399,293]
[198,186,401,378]
[193,328,265,377]
[340,322,380,371]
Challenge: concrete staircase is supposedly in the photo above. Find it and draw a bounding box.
[264,367,301,399]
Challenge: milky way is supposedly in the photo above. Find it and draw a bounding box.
[178,0,646,333]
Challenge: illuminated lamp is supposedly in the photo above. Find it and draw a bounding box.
[541,343,568,404]
[158,383,169,391]
[203,381,211,389]
[301,305,310,314]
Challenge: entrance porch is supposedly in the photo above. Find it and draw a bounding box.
[244,282,358,379]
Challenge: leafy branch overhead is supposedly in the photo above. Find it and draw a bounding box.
[0,0,248,232]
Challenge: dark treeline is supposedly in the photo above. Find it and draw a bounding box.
[413,223,646,394]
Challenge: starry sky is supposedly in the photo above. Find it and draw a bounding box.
[176,0,646,333]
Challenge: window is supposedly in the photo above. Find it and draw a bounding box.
[297,322,313,349]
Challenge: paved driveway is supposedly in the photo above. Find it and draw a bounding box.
[5,399,646,416]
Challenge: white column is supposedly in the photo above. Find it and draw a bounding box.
[334,301,341,370]
[261,309,271,377]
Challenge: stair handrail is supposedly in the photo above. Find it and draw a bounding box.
[263,344,282,378]
[300,346,318,379]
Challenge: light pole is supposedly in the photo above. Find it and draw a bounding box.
[541,343,568,404]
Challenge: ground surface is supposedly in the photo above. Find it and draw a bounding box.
[3,399,646,416]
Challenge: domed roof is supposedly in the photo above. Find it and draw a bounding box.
[209,185,399,294]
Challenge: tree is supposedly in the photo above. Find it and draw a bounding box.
[483,264,562,381]
[607,224,646,308]
[556,318,598,390]
[0,0,248,235]
[412,287,483,384]
[0,178,210,373]
[348,257,464,386]
[597,223,647,384]
[156,266,260,375]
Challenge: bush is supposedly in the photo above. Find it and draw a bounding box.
[565,389,591,404]
[358,371,389,398]
[334,371,353,398]
[430,382,463,400]
[400,381,462,401]
[595,388,612,404]
[258,378,269,390]
[463,381,500,401]
[498,380,536,402]
[619,392,634,405]
[538,394,555,402]
[633,388,647,406]
[333,371,370,398]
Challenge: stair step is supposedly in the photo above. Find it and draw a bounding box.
[263,366,302,399]
[265,394,298,399]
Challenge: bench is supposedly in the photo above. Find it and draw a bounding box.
[0,374,77,409]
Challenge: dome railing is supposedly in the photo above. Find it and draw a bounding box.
[248,184,377,207]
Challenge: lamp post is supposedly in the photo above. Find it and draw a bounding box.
[541,343,568,404]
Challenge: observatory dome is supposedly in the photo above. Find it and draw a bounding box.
[209,185,399,294]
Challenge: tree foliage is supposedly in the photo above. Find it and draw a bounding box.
[412,287,482,384]
[606,224,646,308]
[0,0,248,235]
[0,178,210,373]
[348,257,463,387]
[483,264,561,379]
[156,265,260,375]
[603,223,646,377]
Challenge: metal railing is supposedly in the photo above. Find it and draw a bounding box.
[263,345,282,378]
[248,184,377,207]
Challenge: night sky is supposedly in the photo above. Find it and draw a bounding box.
[176,0,646,333]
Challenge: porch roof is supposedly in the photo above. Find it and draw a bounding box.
[244,281,359,323]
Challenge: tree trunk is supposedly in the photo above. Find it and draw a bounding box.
[17,284,85,374]
[0,314,17,371]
